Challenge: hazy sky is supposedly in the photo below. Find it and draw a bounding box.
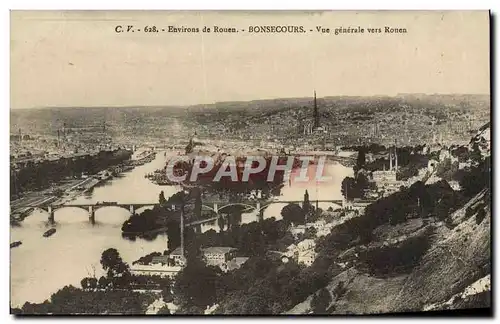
[10,10,490,109]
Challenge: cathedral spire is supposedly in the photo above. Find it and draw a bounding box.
[313,90,319,129]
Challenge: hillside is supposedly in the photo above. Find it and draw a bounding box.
[286,189,491,315]
[285,122,491,315]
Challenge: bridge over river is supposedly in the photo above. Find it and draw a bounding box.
[14,199,345,227]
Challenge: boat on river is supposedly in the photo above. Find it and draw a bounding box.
[43,228,56,238]
[10,241,22,248]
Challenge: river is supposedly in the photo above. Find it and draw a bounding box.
[10,152,352,307]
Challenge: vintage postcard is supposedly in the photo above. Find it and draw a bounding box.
[10,10,491,315]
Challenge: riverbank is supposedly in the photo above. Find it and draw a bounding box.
[10,158,149,224]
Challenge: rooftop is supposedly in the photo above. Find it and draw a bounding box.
[131,264,182,272]
[202,247,237,254]
[226,257,250,271]
[170,247,183,256]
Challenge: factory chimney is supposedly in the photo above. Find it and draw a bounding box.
[394,139,398,172]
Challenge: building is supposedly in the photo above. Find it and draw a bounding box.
[290,224,307,238]
[151,255,170,265]
[370,145,403,196]
[343,199,375,213]
[167,247,187,266]
[371,147,398,182]
[306,219,326,231]
[130,264,182,279]
[297,239,316,251]
[201,247,237,267]
[448,180,462,191]
[223,257,250,272]
[284,240,317,266]
[302,91,329,136]
[298,249,317,267]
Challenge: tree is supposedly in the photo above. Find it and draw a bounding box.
[161,287,174,303]
[341,177,357,201]
[398,162,419,181]
[159,191,167,205]
[310,288,332,314]
[452,146,469,162]
[354,148,366,173]
[304,227,317,240]
[217,216,226,232]
[173,258,222,309]
[280,203,306,225]
[80,277,98,290]
[166,220,181,250]
[356,173,370,198]
[98,276,111,289]
[194,189,202,219]
[470,142,482,165]
[185,138,194,155]
[100,248,130,280]
[303,190,311,216]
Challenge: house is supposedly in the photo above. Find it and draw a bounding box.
[372,170,397,183]
[168,247,186,266]
[151,255,171,265]
[130,264,182,279]
[201,247,237,267]
[448,180,462,191]
[306,219,327,231]
[290,225,306,237]
[298,250,317,266]
[344,199,374,213]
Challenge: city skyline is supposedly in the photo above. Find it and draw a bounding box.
[11,10,490,109]
[9,91,491,111]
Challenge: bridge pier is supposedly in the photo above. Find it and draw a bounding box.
[256,202,263,222]
[47,206,55,224]
[213,203,218,214]
[89,206,95,225]
[129,205,135,215]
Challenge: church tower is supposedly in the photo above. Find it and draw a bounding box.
[313,90,320,129]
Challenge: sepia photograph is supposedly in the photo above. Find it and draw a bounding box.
[9,10,491,315]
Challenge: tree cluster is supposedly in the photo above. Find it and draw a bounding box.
[341,173,371,200]
[17,285,155,314]
[11,149,132,199]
